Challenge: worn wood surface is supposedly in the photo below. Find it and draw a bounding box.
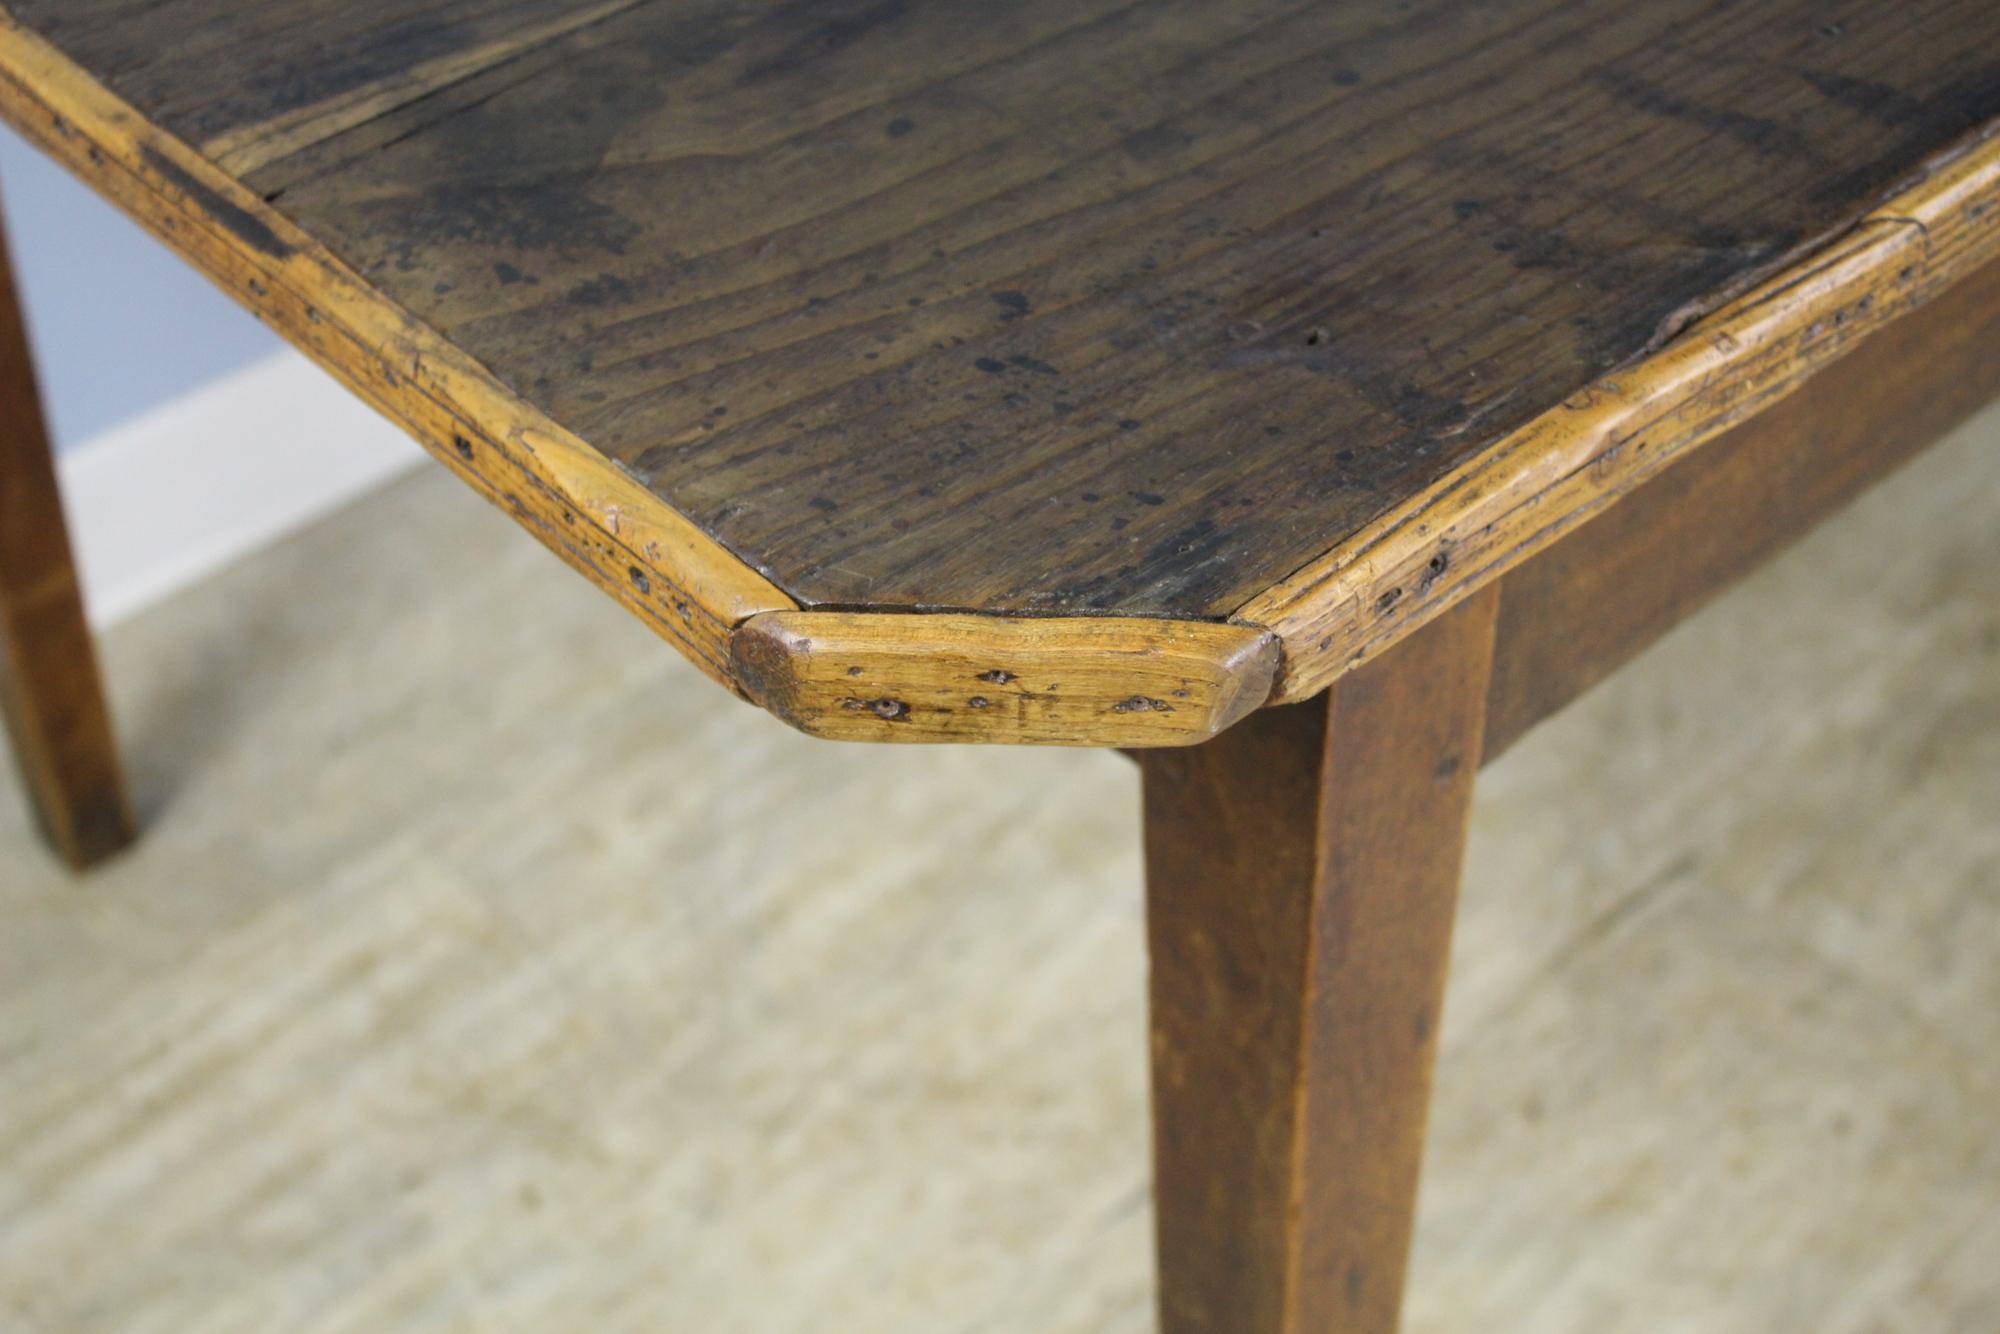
[1240,129,2000,701]
[2,2,1999,739]
[12,0,2000,623]
[1142,587,1498,1333]
[0,13,796,695]
[0,12,1262,747]
[0,196,132,869]
[734,611,1274,746]
[1486,250,2000,759]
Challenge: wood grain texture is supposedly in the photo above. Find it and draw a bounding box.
[732,611,1275,746]
[11,0,2000,634]
[0,196,133,868]
[1142,586,1499,1333]
[0,11,794,694]
[1486,250,2000,760]
[4,2,1999,741]
[0,6,1272,745]
[199,1,652,177]
[1242,123,2000,701]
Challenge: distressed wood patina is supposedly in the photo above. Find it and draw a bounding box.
[1,1,1998,743]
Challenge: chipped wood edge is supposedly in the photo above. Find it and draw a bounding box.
[731,611,1279,747]
[1234,119,2000,704]
[0,10,793,692]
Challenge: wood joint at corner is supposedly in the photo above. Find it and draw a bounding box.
[729,608,1278,747]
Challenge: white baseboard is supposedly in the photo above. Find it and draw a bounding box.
[57,350,425,628]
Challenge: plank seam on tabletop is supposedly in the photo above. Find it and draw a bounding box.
[1231,118,2000,704]
[198,0,654,176]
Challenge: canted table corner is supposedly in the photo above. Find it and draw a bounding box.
[3,3,1998,1330]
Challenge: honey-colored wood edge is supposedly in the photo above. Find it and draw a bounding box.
[1484,245,2000,761]
[732,611,1277,747]
[1235,121,2000,703]
[0,11,793,692]
[0,12,1289,747]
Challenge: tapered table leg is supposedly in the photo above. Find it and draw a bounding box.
[1140,586,1499,1333]
[0,199,133,869]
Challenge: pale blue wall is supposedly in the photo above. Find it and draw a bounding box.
[0,124,280,452]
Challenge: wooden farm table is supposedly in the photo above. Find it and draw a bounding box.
[3,4,1998,1329]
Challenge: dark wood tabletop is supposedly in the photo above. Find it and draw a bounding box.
[4,0,1997,744]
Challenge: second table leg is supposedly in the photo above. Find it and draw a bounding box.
[0,198,133,870]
